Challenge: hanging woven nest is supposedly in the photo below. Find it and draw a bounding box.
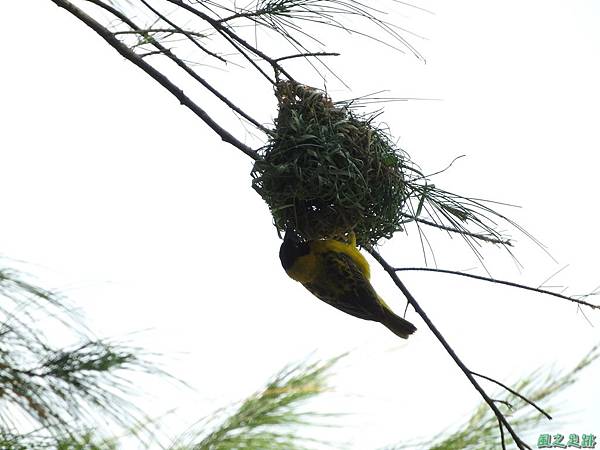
[252,81,414,247]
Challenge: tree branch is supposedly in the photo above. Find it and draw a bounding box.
[137,0,227,63]
[393,267,600,311]
[367,248,533,450]
[217,6,276,23]
[409,216,513,246]
[113,28,209,39]
[163,0,295,83]
[274,51,340,62]
[472,371,552,420]
[85,0,270,135]
[51,0,259,160]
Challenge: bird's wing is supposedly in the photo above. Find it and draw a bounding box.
[304,250,385,322]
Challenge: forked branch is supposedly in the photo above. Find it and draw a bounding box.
[50,0,259,160]
[368,248,534,450]
[84,0,270,134]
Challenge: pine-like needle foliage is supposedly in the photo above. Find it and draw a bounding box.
[0,265,163,444]
[0,430,118,450]
[170,355,344,450]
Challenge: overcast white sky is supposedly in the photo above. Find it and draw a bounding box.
[1,0,599,448]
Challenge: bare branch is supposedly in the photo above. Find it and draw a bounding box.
[393,267,600,311]
[85,0,270,134]
[217,4,279,23]
[113,28,209,39]
[472,371,552,420]
[368,248,533,450]
[414,216,512,245]
[492,399,514,410]
[52,0,259,160]
[406,214,513,246]
[275,51,340,62]
[164,0,295,83]
[137,0,228,63]
[498,417,507,450]
[139,49,166,58]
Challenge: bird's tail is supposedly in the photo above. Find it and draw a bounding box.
[381,309,417,339]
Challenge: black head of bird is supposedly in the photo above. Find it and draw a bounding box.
[279,230,310,271]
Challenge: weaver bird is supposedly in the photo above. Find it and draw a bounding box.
[279,230,416,339]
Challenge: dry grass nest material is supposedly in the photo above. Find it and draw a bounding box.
[252,81,418,247]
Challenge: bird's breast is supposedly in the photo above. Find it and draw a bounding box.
[285,252,318,283]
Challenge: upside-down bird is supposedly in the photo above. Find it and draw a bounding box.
[279,230,416,339]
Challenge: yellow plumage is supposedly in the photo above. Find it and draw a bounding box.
[279,231,416,339]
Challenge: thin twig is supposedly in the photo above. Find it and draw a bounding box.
[164,0,295,83]
[472,371,552,420]
[275,51,340,62]
[367,248,532,450]
[52,0,259,160]
[492,399,514,410]
[498,417,507,450]
[85,0,270,134]
[410,217,513,246]
[113,28,208,38]
[139,49,165,58]
[138,0,227,63]
[393,267,600,311]
[217,6,274,23]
